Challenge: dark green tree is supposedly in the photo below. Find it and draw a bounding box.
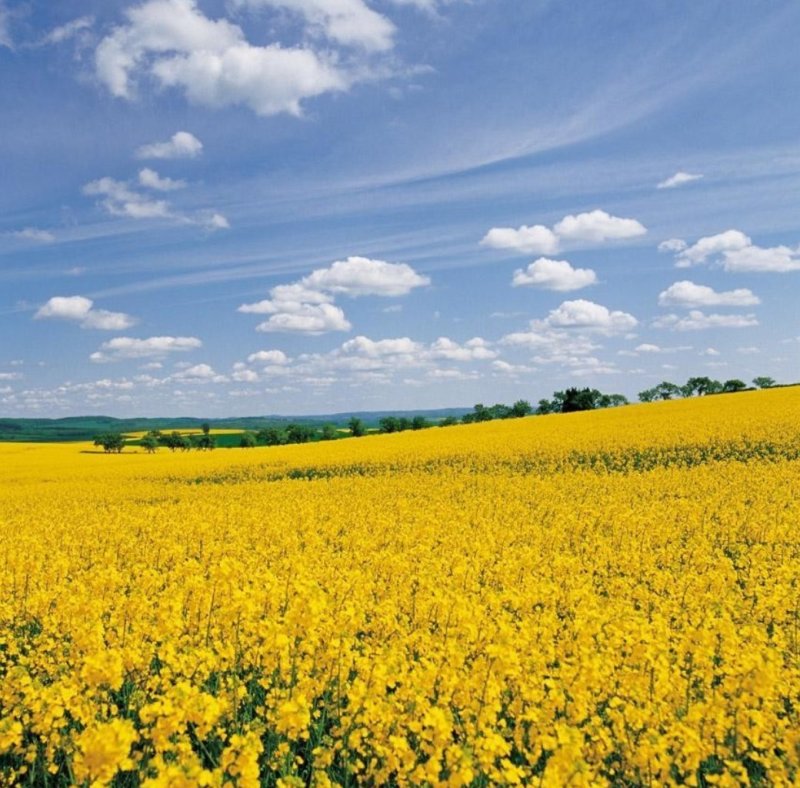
[561,388,600,413]
[239,431,257,448]
[379,416,400,434]
[141,434,159,453]
[257,427,285,446]
[320,424,339,441]
[510,399,533,418]
[286,424,313,444]
[348,417,366,437]
[722,379,747,393]
[753,376,776,389]
[652,381,683,401]
[93,433,125,453]
[683,376,722,397]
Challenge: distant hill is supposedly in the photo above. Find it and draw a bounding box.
[0,408,472,442]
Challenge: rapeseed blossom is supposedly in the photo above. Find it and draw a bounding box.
[1,389,799,784]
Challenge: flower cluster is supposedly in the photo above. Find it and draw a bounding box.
[1,389,799,785]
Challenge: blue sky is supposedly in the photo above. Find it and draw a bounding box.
[2,0,800,417]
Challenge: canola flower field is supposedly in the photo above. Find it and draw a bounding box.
[1,389,800,787]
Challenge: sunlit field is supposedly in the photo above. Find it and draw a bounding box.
[1,389,800,786]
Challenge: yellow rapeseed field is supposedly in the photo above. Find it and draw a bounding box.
[1,389,800,786]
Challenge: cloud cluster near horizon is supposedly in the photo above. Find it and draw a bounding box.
[238,256,430,334]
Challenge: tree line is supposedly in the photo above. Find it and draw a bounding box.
[91,374,781,453]
[638,376,775,403]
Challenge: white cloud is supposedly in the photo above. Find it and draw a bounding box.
[172,363,227,383]
[257,303,351,334]
[553,210,646,244]
[84,173,228,229]
[136,131,203,159]
[96,0,349,116]
[10,227,56,243]
[491,360,534,375]
[657,171,703,190]
[340,336,421,357]
[247,349,290,365]
[480,224,559,255]
[138,168,186,191]
[0,2,12,49]
[428,336,496,361]
[482,209,646,256]
[239,257,428,334]
[723,245,800,273]
[675,230,751,267]
[201,212,231,230]
[700,348,720,356]
[544,299,638,333]
[653,311,758,331]
[0,372,22,381]
[90,335,202,362]
[235,0,394,51]
[41,16,94,45]
[83,177,171,220]
[500,327,598,358]
[232,367,259,382]
[658,280,760,308]
[35,296,137,331]
[673,229,800,272]
[658,238,687,253]
[635,343,662,353]
[302,256,430,297]
[511,257,597,291]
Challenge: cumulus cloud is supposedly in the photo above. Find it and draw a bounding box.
[247,349,290,365]
[238,257,429,334]
[675,230,751,267]
[9,227,56,243]
[653,311,759,331]
[235,0,394,51]
[671,229,800,272]
[90,335,202,362]
[83,177,172,220]
[481,225,559,255]
[84,173,228,229]
[658,280,760,308]
[723,245,800,273]
[482,209,646,255]
[500,327,599,358]
[553,210,647,244]
[136,131,203,159]
[35,296,137,331]
[201,212,231,230]
[658,238,687,253]
[428,337,496,361]
[340,336,421,357]
[172,363,227,383]
[95,0,349,116]
[657,172,703,190]
[138,168,186,191]
[511,257,597,291]
[303,256,430,296]
[544,299,637,333]
[256,303,352,334]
